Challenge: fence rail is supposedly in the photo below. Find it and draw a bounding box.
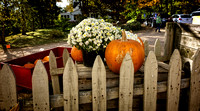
[0,38,200,111]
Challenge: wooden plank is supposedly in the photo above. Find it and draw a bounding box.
[50,67,64,75]
[189,48,200,111]
[139,64,168,73]
[63,48,70,67]
[119,53,134,111]
[158,62,169,70]
[144,40,149,57]
[180,34,200,50]
[32,60,50,111]
[144,51,158,111]
[49,50,60,94]
[166,49,182,111]
[0,64,17,111]
[50,78,190,108]
[77,73,170,90]
[63,57,79,111]
[154,39,161,60]
[178,23,200,37]
[92,55,107,111]
[163,22,175,61]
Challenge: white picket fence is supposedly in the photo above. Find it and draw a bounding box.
[0,39,200,111]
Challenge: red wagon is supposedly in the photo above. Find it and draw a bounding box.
[0,47,72,90]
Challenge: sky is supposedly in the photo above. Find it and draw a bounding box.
[56,0,69,8]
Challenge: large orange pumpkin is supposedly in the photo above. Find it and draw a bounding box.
[105,31,145,74]
[71,46,83,62]
[24,63,35,69]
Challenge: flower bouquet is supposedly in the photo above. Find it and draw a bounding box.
[67,18,122,66]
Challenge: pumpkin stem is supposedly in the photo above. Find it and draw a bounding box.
[122,30,127,41]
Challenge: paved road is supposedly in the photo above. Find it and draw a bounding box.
[0,26,165,62]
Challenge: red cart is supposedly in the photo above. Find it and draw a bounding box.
[0,47,72,90]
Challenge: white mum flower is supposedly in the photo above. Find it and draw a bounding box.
[85,41,89,45]
[83,33,87,38]
[79,42,83,46]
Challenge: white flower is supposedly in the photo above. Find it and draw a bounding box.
[125,31,142,45]
[79,42,83,46]
[68,18,122,52]
[85,41,89,45]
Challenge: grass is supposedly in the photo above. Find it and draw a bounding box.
[3,29,68,49]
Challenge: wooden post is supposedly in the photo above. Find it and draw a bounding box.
[63,48,70,67]
[163,22,175,61]
[92,55,107,111]
[144,51,158,111]
[119,53,134,111]
[32,60,50,111]
[49,50,60,94]
[0,64,17,111]
[166,49,182,111]
[63,57,79,111]
[154,39,161,61]
[189,48,200,111]
[144,40,149,57]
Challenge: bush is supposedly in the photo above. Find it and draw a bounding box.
[121,21,141,31]
[49,29,65,38]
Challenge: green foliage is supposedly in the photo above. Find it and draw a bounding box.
[54,17,71,32]
[5,29,67,48]
[127,18,136,23]
[49,29,65,38]
[0,0,60,44]
[121,21,141,31]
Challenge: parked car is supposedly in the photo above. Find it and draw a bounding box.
[144,13,168,28]
[171,14,192,24]
[191,11,200,25]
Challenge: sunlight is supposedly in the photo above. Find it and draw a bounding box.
[56,0,69,8]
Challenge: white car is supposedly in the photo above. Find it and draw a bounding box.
[191,11,200,25]
[171,14,192,24]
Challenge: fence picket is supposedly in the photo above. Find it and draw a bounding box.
[189,48,200,111]
[166,49,182,111]
[49,50,60,94]
[32,60,50,111]
[144,40,149,57]
[63,57,79,111]
[92,55,107,111]
[144,51,158,111]
[0,64,17,111]
[119,53,134,111]
[154,39,161,60]
[63,48,70,67]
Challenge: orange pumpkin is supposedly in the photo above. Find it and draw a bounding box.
[43,56,49,62]
[24,63,35,69]
[105,31,145,74]
[71,46,83,62]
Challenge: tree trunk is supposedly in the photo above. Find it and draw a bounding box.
[1,23,8,52]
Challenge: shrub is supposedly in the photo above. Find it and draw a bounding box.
[49,29,65,38]
[121,21,141,31]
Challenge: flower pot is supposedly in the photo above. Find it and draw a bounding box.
[82,49,105,67]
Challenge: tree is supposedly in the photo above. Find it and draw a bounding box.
[0,0,17,51]
[28,0,60,29]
